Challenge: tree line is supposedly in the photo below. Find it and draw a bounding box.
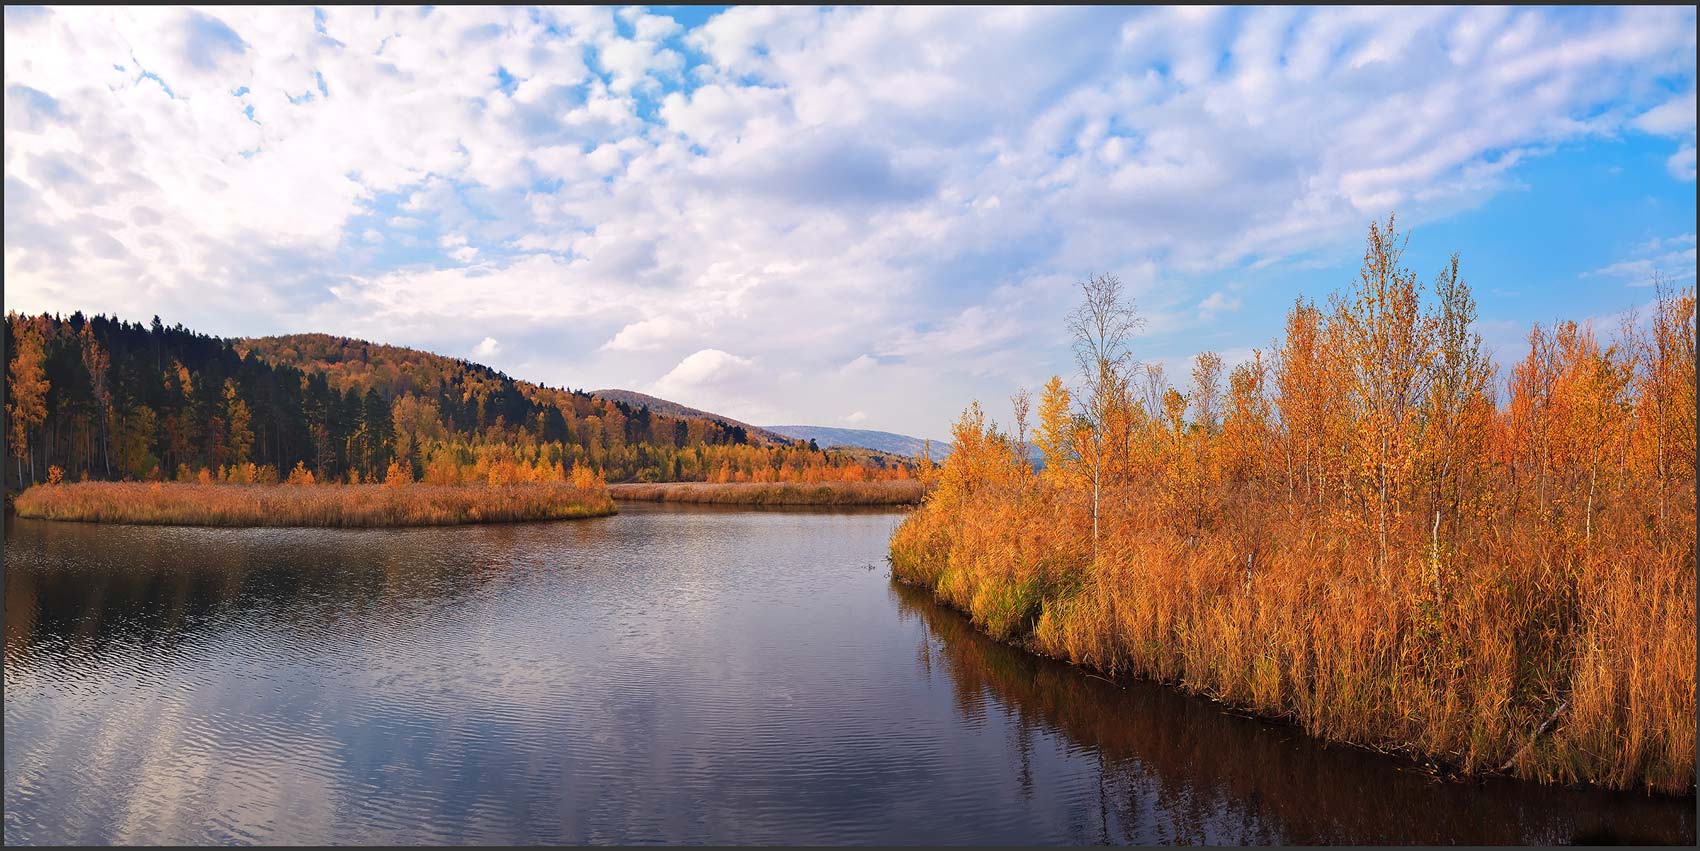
[4,317,910,490]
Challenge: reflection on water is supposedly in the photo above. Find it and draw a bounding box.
[5,508,1693,845]
[889,582,1696,845]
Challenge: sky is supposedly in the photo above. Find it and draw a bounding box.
[3,6,1696,440]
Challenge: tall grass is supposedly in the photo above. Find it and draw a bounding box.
[893,436,1696,796]
[608,480,925,506]
[891,240,1695,795]
[890,580,1695,844]
[13,481,616,527]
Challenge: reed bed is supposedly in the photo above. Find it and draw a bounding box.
[891,240,1695,795]
[893,481,1696,794]
[608,479,926,506]
[12,481,616,527]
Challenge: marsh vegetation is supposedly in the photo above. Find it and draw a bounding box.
[892,217,1698,794]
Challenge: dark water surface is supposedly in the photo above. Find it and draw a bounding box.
[4,506,1693,845]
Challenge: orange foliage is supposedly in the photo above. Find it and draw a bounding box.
[14,481,615,527]
[384,461,413,487]
[607,479,924,506]
[892,218,1696,794]
[287,461,316,486]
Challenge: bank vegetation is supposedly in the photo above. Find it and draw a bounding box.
[891,216,1696,794]
[13,461,615,527]
[609,479,925,506]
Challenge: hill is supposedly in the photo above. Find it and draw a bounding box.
[0,313,916,490]
[236,334,770,450]
[591,389,794,447]
[764,425,952,460]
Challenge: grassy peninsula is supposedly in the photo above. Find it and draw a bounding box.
[13,481,616,527]
[608,480,926,506]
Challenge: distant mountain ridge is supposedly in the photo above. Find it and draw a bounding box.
[764,425,952,460]
[590,389,794,447]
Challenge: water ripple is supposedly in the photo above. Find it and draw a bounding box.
[4,506,1694,845]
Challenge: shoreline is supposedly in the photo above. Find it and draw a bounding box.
[11,482,617,528]
[608,480,925,506]
[886,572,1695,800]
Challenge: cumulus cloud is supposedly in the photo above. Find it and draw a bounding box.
[650,349,759,404]
[1198,291,1243,319]
[471,336,501,358]
[839,355,878,376]
[1585,234,1698,285]
[4,5,1696,435]
[1632,87,1698,180]
[601,316,688,352]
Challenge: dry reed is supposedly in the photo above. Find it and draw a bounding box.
[891,261,1696,795]
[608,480,926,505]
[13,481,616,527]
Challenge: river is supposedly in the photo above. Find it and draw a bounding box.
[4,505,1692,844]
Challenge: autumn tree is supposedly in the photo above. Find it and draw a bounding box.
[1272,299,1330,505]
[7,314,49,487]
[1546,321,1633,550]
[1189,351,1225,435]
[1065,274,1143,560]
[117,405,158,480]
[79,322,112,476]
[1631,277,1698,535]
[1333,215,1432,572]
[1033,375,1074,477]
[392,393,446,477]
[1503,323,1557,512]
[1010,387,1033,468]
[224,379,254,468]
[361,388,394,477]
[1222,352,1271,487]
[1421,254,1492,565]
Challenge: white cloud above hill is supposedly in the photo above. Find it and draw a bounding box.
[4,5,1695,435]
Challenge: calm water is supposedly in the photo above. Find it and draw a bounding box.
[4,506,1693,845]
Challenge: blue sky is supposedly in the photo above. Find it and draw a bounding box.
[4,6,1695,438]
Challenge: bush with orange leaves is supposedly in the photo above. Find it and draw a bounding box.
[892,217,1696,794]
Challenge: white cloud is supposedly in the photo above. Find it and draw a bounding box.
[1584,234,1697,285]
[601,316,687,352]
[1633,88,1697,136]
[471,336,501,358]
[651,348,758,399]
[1667,145,1697,181]
[3,5,1696,436]
[1198,291,1243,319]
[839,355,878,376]
[1633,87,1698,180]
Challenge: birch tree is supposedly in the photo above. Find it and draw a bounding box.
[1065,274,1142,561]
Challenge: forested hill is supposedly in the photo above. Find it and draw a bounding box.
[237,333,783,449]
[590,388,792,447]
[3,313,913,489]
